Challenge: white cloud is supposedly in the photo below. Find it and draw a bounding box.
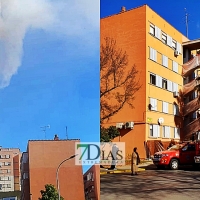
[0,0,99,88]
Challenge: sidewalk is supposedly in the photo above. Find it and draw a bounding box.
[100,160,154,175]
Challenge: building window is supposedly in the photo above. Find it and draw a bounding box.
[172,61,178,73]
[150,98,157,111]
[162,33,167,44]
[5,155,10,159]
[162,55,168,67]
[167,80,173,92]
[4,162,11,166]
[149,124,160,137]
[150,47,157,62]
[150,74,156,85]
[150,24,155,35]
[162,101,169,113]
[163,126,170,138]
[174,128,180,139]
[173,104,179,116]
[162,79,167,89]
[167,35,172,47]
[156,75,162,88]
[172,82,178,92]
[172,40,177,50]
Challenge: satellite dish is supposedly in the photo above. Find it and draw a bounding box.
[158,117,164,124]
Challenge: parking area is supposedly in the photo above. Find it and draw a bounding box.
[100,167,200,200]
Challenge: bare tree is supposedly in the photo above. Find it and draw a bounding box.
[100,37,141,123]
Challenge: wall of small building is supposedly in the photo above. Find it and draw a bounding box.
[27,140,85,200]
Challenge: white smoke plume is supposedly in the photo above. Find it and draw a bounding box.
[0,0,99,88]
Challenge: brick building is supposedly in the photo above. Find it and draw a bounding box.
[101,5,190,159]
[83,165,100,200]
[0,147,21,193]
[20,139,85,200]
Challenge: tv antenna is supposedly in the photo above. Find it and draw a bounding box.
[40,125,50,139]
[66,126,68,139]
[184,8,189,38]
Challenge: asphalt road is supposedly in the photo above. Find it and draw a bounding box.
[100,167,200,200]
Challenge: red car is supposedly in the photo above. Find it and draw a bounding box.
[153,142,200,170]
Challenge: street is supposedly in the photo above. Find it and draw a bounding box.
[100,167,200,200]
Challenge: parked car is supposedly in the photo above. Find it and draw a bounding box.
[153,141,200,170]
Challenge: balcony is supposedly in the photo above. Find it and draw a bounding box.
[183,98,200,116]
[182,79,197,96]
[182,55,200,77]
[183,117,200,139]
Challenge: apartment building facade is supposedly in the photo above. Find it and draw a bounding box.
[101,5,189,159]
[0,147,21,193]
[83,165,100,200]
[20,139,85,200]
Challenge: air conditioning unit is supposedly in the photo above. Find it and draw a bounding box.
[125,122,134,129]
[116,123,124,129]
[173,91,179,98]
[174,50,179,56]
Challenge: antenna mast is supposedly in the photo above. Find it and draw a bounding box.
[66,126,68,139]
[185,8,188,38]
[40,125,50,139]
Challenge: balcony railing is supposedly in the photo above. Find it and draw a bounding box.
[183,98,200,116]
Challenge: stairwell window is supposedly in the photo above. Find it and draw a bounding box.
[150,73,156,85]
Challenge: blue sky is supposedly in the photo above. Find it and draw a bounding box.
[0,0,99,173]
[101,0,200,40]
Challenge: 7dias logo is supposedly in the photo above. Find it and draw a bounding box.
[75,142,125,166]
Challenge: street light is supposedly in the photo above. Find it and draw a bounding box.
[56,154,78,200]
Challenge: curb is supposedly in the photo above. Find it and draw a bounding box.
[100,167,145,175]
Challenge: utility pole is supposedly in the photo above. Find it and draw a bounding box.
[185,8,188,38]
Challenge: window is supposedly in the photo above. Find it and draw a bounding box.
[156,75,162,88]
[172,61,178,73]
[4,162,11,166]
[150,74,156,85]
[172,82,178,92]
[162,33,167,44]
[162,79,167,89]
[149,124,160,137]
[162,101,169,113]
[162,55,168,67]
[155,26,161,39]
[177,42,182,54]
[163,126,170,138]
[167,35,172,47]
[173,104,179,116]
[0,155,5,159]
[5,155,10,159]
[150,98,157,111]
[172,40,177,50]
[174,128,180,139]
[167,80,173,92]
[150,47,157,62]
[150,24,155,35]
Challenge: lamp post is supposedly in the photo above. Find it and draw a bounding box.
[56,154,78,200]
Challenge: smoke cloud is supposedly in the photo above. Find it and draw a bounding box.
[0,0,98,88]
